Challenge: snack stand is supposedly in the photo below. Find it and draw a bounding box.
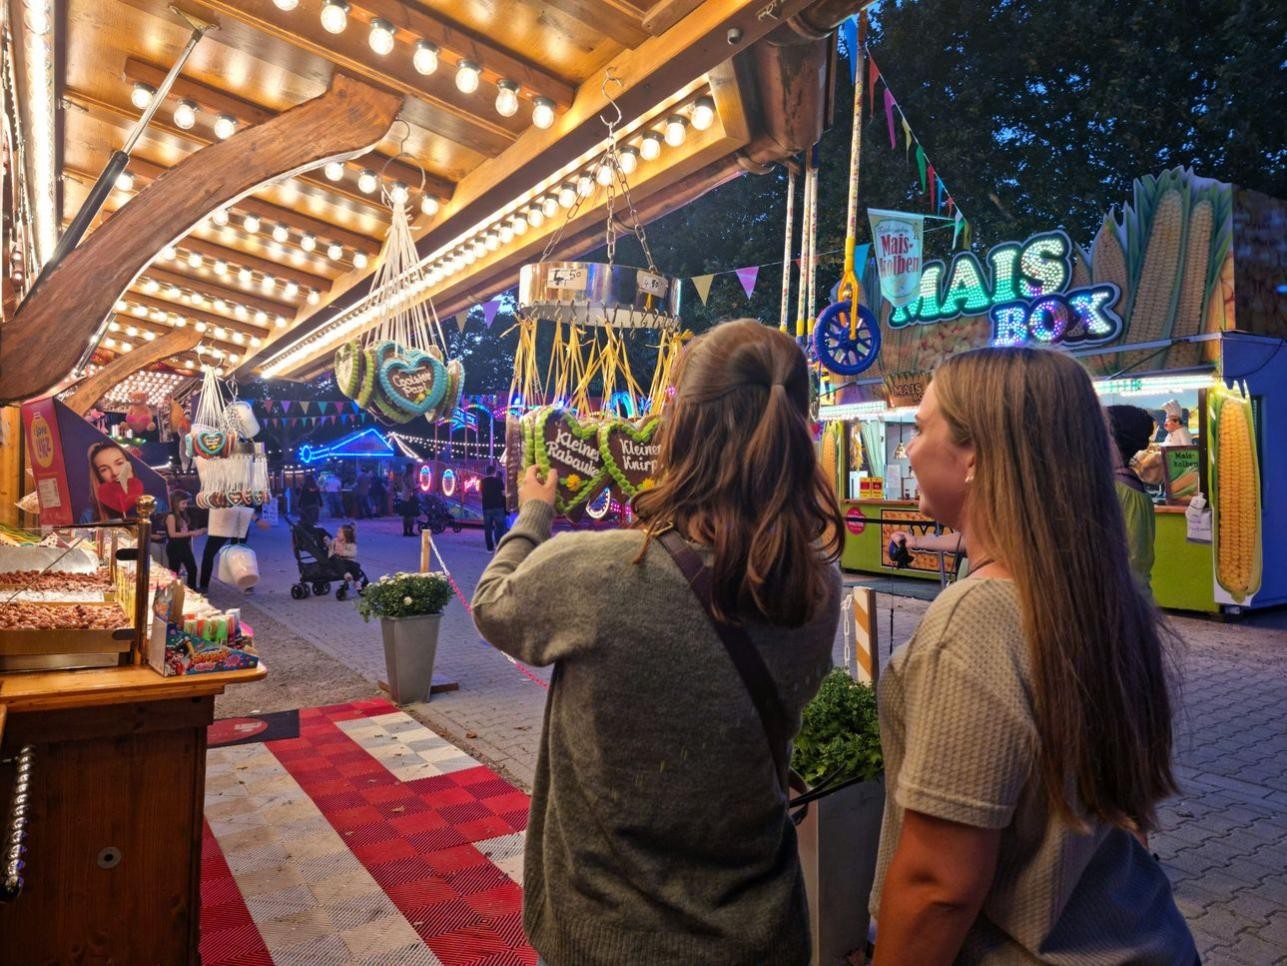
[823,170,1285,615]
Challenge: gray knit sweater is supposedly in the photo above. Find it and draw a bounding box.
[472,501,841,966]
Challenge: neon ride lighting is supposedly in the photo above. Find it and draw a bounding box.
[419,464,433,492]
[441,468,457,497]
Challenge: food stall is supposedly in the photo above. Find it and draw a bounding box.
[823,169,1285,615]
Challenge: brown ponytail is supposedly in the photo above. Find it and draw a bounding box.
[633,320,843,626]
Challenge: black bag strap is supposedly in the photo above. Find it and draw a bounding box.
[657,529,792,793]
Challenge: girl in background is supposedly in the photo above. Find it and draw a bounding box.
[164,490,205,590]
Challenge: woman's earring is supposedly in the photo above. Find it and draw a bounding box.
[964,471,975,485]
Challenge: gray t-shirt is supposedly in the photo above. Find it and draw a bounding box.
[871,578,1195,964]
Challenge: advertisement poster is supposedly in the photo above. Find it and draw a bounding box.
[1162,446,1201,506]
[867,208,924,308]
[21,398,169,526]
[880,507,961,576]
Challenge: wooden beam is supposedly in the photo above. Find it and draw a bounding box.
[533,0,650,47]
[63,88,397,216]
[136,267,296,316]
[123,57,453,200]
[641,0,708,36]
[180,237,330,290]
[0,75,400,401]
[125,294,272,339]
[192,0,522,155]
[353,0,579,106]
[65,328,205,416]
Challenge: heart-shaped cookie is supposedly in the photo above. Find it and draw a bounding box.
[599,415,662,500]
[528,406,612,522]
[335,341,365,400]
[378,345,447,417]
[193,430,227,458]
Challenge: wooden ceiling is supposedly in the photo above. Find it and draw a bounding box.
[50,0,857,380]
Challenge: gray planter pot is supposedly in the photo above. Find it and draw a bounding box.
[796,777,885,966]
[380,613,442,704]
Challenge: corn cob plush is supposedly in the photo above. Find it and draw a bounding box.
[1209,381,1262,603]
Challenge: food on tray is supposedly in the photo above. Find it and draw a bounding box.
[0,544,100,574]
[0,568,111,590]
[0,602,129,631]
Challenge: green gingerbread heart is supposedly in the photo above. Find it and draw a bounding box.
[527,406,612,520]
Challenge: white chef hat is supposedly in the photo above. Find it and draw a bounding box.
[1162,400,1183,419]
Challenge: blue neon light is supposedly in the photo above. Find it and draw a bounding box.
[298,428,396,464]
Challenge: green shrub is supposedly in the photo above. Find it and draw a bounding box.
[356,571,453,622]
[791,668,883,786]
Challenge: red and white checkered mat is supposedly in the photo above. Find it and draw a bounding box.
[201,699,535,965]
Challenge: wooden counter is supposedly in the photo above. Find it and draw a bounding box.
[0,662,265,964]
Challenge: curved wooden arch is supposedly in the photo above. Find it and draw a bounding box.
[1,74,402,403]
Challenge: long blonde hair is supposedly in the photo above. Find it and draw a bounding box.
[933,347,1178,832]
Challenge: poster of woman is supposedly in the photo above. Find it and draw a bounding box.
[88,440,146,521]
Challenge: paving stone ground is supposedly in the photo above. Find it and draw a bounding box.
[207,513,1287,962]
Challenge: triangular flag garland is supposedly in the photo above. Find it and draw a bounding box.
[691,274,715,305]
[456,312,469,332]
[735,266,760,299]
[856,49,973,248]
[482,300,500,329]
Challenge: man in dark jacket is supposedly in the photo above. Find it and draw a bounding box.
[480,465,508,551]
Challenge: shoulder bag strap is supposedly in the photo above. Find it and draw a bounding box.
[657,529,792,793]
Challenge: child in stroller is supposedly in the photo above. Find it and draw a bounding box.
[415,492,463,535]
[288,518,369,601]
[326,523,369,600]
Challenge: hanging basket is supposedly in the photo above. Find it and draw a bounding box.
[519,262,682,329]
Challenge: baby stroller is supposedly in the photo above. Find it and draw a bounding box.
[416,492,463,535]
[287,517,369,601]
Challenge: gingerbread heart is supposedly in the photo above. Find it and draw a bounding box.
[334,341,365,400]
[599,415,662,500]
[528,406,612,522]
[378,345,447,417]
[193,430,227,458]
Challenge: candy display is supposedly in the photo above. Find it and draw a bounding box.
[147,580,258,677]
[0,602,129,630]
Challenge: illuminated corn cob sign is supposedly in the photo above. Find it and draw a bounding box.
[888,230,1123,347]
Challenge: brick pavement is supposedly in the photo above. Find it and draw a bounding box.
[207,514,1287,962]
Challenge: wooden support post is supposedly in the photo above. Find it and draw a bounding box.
[851,587,879,687]
[420,528,431,574]
[0,407,25,529]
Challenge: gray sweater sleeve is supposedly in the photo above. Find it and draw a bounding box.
[471,500,592,667]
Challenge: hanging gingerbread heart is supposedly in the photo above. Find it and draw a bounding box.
[376,343,448,418]
[599,415,662,500]
[335,341,366,399]
[526,406,613,522]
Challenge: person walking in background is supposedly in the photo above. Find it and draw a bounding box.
[323,471,343,518]
[480,464,508,551]
[869,347,1194,964]
[370,470,387,517]
[163,489,204,590]
[473,321,843,966]
[1108,404,1158,596]
[354,466,372,519]
[297,473,323,529]
[399,465,419,537]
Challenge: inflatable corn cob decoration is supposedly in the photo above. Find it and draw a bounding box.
[1208,381,1262,603]
[819,420,843,498]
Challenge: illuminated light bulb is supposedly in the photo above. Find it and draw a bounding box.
[254,309,268,325]
[234,304,248,319]
[320,0,348,34]
[214,114,237,139]
[541,195,559,218]
[323,161,344,182]
[145,331,157,341]
[527,205,544,228]
[307,289,320,305]
[576,173,593,197]
[455,60,480,94]
[640,132,662,161]
[165,285,181,299]
[109,321,122,332]
[125,325,138,337]
[118,341,133,352]
[368,18,395,56]
[141,278,159,294]
[251,336,262,347]
[211,207,229,227]
[212,326,226,340]
[461,248,476,265]
[499,223,514,243]
[174,316,187,327]
[214,258,228,276]
[353,251,368,269]
[173,99,197,130]
[213,298,227,312]
[194,321,207,333]
[243,213,261,233]
[691,95,715,131]
[512,213,528,235]
[413,40,439,76]
[596,160,613,186]
[233,331,245,344]
[103,337,116,349]
[273,0,299,8]
[261,275,275,292]
[186,251,202,269]
[357,169,378,194]
[664,114,687,146]
[484,233,500,251]
[558,183,577,208]
[161,245,177,261]
[132,305,148,317]
[389,181,408,205]
[130,82,154,110]
[227,353,239,364]
[275,315,288,328]
[300,233,316,252]
[428,267,442,284]
[150,309,165,322]
[113,301,126,313]
[283,280,299,298]
[327,243,344,261]
[115,171,134,191]
[618,145,639,175]
[271,223,289,243]
[472,240,486,258]
[238,267,252,285]
[495,80,519,118]
[531,95,555,129]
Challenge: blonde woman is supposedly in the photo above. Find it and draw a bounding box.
[871,347,1195,964]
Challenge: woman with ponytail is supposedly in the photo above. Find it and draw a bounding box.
[869,346,1195,964]
[473,320,843,966]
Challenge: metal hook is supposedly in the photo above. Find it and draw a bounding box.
[599,69,625,131]
[387,117,412,153]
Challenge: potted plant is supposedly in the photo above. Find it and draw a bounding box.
[791,668,885,966]
[356,571,453,704]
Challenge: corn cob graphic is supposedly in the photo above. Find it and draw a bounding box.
[1209,382,1262,603]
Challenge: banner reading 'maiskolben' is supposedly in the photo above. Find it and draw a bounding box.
[868,209,925,308]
